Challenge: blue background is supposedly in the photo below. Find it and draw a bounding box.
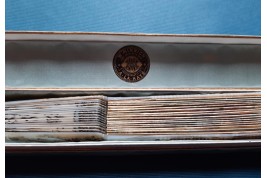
[6,0,261,35]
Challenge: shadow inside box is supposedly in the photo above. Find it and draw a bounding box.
[6,148,260,177]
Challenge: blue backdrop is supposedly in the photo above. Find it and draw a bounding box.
[6,0,260,35]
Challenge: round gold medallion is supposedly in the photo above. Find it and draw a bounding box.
[113,45,150,83]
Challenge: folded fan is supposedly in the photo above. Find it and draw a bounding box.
[5,96,108,142]
[5,92,260,142]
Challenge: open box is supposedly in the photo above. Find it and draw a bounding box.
[5,32,261,153]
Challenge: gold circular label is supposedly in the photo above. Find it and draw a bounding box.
[113,45,150,83]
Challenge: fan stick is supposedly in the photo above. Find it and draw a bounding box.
[107,92,260,140]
